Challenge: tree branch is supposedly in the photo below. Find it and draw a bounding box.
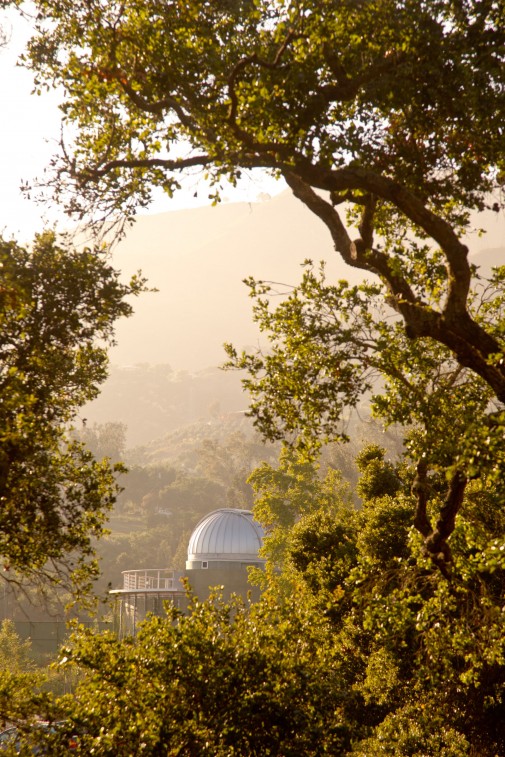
[284,171,420,306]
[118,77,196,129]
[411,459,432,538]
[357,194,377,252]
[425,469,467,577]
[76,154,210,182]
[284,168,505,402]
[293,163,471,309]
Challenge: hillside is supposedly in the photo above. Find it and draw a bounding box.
[83,364,248,448]
[85,191,504,448]
[104,191,375,371]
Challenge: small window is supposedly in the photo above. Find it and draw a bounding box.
[202,561,208,569]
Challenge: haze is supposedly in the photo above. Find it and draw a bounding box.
[110,190,505,372]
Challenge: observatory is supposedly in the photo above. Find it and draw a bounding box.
[111,508,265,636]
[185,508,265,600]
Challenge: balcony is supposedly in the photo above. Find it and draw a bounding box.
[110,569,188,637]
[120,569,181,592]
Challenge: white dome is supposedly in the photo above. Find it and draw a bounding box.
[187,508,265,562]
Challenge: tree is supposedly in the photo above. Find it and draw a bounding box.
[10,592,348,756]
[227,257,505,582]
[196,431,278,509]
[13,0,505,400]
[0,620,51,729]
[0,232,145,599]
[0,620,35,675]
[259,447,505,755]
[6,4,505,752]
[2,439,502,755]
[348,458,505,755]
[248,444,355,590]
[7,442,499,755]
[72,422,127,465]
[355,445,401,503]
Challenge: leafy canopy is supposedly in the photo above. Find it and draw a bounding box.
[250,446,505,755]
[226,260,505,577]
[21,0,504,214]
[0,232,145,599]
[5,447,505,756]
[24,592,347,756]
[12,0,505,404]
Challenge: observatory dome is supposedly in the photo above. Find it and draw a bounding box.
[187,508,265,563]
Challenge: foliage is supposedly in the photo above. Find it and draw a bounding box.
[0,621,49,729]
[155,474,226,517]
[0,232,145,600]
[3,3,505,753]
[1,447,503,755]
[276,450,505,755]
[0,620,35,675]
[18,0,504,218]
[226,263,497,455]
[11,0,505,409]
[29,593,348,756]
[115,463,178,512]
[72,421,127,464]
[226,261,505,579]
[0,622,75,733]
[355,445,402,502]
[288,507,358,603]
[350,704,472,757]
[248,444,355,591]
[196,431,279,509]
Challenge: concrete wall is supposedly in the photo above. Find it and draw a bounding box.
[185,562,262,604]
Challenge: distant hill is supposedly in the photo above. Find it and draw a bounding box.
[83,192,504,448]
[133,412,268,470]
[84,364,250,448]
[133,401,404,475]
[106,191,375,372]
[107,190,504,371]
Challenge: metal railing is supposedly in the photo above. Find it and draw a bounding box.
[121,569,178,591]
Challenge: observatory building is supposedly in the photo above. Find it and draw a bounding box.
[111,508,265,636]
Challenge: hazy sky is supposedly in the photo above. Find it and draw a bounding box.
[0,8,284,242]
[0,9,60,239]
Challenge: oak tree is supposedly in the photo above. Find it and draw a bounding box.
[13,0,505,400]
[32,593,348,756]
[226,262,505,575]
[0,232,145,599]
